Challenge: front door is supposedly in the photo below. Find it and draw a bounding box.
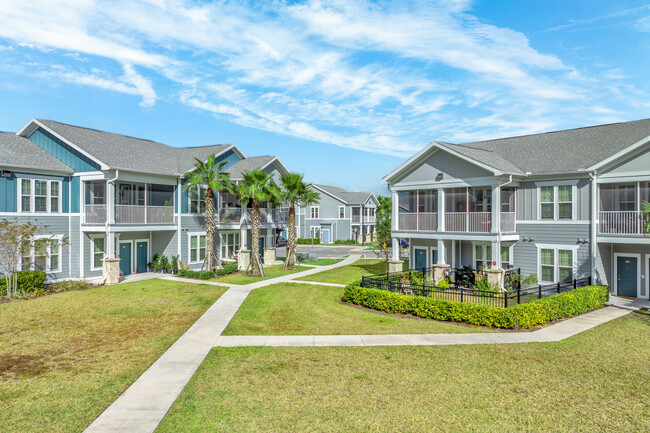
[617,256,637,297]
[136,242,148,273]
[414,248,427,271]
[322,229,330,244]
[119,243,131,276]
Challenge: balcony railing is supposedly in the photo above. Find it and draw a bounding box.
[271,208,289,223]
[364,215,376,223]
[84,204,107,224]
[399,211,515,234]
[500,212,516,233]
[398,212,437,231]
[218,207,242,223]
[444,212,492,232]
[85,204,174,224]
[352,215,361,223]
[599,211,648,235]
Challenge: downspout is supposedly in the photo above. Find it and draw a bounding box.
[589,171,598,285]
[103,170,119,284]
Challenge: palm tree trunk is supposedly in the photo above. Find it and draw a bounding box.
[251,201,264,277]
[205,189,216,271]
[285,204,296,268]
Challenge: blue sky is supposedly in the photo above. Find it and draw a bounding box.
[1,0,649,195]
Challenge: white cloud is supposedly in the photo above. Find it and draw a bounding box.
[0,0,646,157]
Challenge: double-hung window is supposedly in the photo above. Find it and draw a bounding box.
[501,246,511,269]
[21,236,63,273]
[474,244,492,270]
[19,179,62,213]
[539,184,574,220]
[189,186,206,214]
[92,236,105,270]
[190,234,206,263]
[310,226,320,239]
[310,207,319,219]
[339,206,345,219]
[221,233,240,259]
[540,247,575,283]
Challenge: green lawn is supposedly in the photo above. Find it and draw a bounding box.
[222,283,493,335]
[212,265,307,284]
[0,279,227,433]
[296,258,408,285]
[159,310,650,433]
[299,258,343,266]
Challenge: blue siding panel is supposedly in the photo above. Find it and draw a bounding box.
[215,149,240,170]
[70,176,80,213]
[62,177,70,212]
[28,128,100,172]
[181,179,188,214]
[0,173,17,212]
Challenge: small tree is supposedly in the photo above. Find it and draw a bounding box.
[369,195,393,269]
[237,169,282,277]
[0,219,62,297]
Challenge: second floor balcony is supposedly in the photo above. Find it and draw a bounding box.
[598,182,650,236]
[217,206,289,225]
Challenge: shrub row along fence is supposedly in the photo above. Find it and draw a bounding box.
[361,267,592,308]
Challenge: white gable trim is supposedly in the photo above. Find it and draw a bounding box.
[17,119,110,170]
[587,134,650,171]
[382,141,504,185]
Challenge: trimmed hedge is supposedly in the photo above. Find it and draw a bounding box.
[0,270,47,296]
[342,284,609,329]
[217,264,238,276]
[178,264,238,280]
[297,238,320,245]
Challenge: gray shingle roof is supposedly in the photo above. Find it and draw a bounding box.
[0,132,73,173]
[225,156,276,180]
[314,184,373,205]
[36,119,229,175]
[445,118,650,175]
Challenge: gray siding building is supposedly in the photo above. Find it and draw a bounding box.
[383,118,650,299]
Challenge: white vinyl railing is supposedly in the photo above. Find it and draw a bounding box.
[444,212,492,233]
[113,205,174,224]
[271,208,289,224]
[352,215,361,223]
[219,207,242,223]
[599,211,647,235]
[146,206,174,224]
[500,212,516,233]
[84,204,107,224]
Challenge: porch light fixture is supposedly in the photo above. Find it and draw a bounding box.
[1,170,10,177]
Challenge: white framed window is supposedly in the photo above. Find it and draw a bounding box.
[189,186,206,214]
[189,233,207,263]
[20,235,63,273]
[19,178,62,213]
[538,183,576,221]
[501,246,512,269]
[220,233,240,259]
[339,206,345,219]
[310,206,319,219]
[537,244,578,283]
[90,235,106,271]
[310,226,320,239]
[473,243,492,270]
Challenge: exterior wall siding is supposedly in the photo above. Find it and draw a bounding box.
[28,128,100,172]
[0,173,17,212]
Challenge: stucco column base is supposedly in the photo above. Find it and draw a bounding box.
[388,260,403,274]
[264,247,276,266]
[486,268,504,289]
[238,250,251,271]
[433,264,450,285]
[104,258,121,285]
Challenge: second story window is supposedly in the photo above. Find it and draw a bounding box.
[339,206,345,218]
[310,206,319,219]
[189,186,206,214]
[540,184,574,220]
[20,179,62,213]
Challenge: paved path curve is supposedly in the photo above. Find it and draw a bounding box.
[85,256,649,433]
[84,255,361,433]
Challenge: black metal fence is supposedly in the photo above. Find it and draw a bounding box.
[360,267,592,308]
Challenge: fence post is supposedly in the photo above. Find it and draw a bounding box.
[504,291,508,308]
[538,284,542,299]
[460,288,464,303]
[362,276,365,287]
[588,276,592,285]
[557,282,560,294]
[517,286,521,304]
[573,279,577,290]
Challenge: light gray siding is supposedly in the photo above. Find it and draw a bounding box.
[516,178,591,221]
[393,149,492,186]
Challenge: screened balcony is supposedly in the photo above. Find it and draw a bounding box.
[599,182,650,235]
[397,190,437,231]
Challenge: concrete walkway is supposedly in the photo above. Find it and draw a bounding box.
[215,297,649,348]
[84,255,360,433]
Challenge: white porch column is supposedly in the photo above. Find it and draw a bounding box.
[451,239,456,268]
[437,239,446,264]
[107,181,115,224]
[491,184,500,233]
[391,190,398,230]
[240,228,248,251]
[391,237,400,261]
[590,173,598,284]
[106,231,116,259]
[437,188,445,231]
[491,240,501,269]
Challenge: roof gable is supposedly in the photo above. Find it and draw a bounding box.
[0,132,73,173]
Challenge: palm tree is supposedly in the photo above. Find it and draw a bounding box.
[237,169,281,277]
[184,155,232,272]
[279,173,320,268]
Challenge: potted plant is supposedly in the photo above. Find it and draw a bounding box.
[150,254,161,272]
[171,255,179,274]
[159,254,169,274]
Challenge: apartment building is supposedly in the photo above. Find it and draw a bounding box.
[383,118,650,299]
[0,118,289,282]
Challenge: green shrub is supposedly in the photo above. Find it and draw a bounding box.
[296,252,310,262]
[177,269,216,280]
[198,271,215,280]
[218,264,238,276]
[333,239,357,245]
[297,238,320,245]
[49,279,94,292]
[0,270,47,296]
[473,277,500,294]
[342,284,609,329]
